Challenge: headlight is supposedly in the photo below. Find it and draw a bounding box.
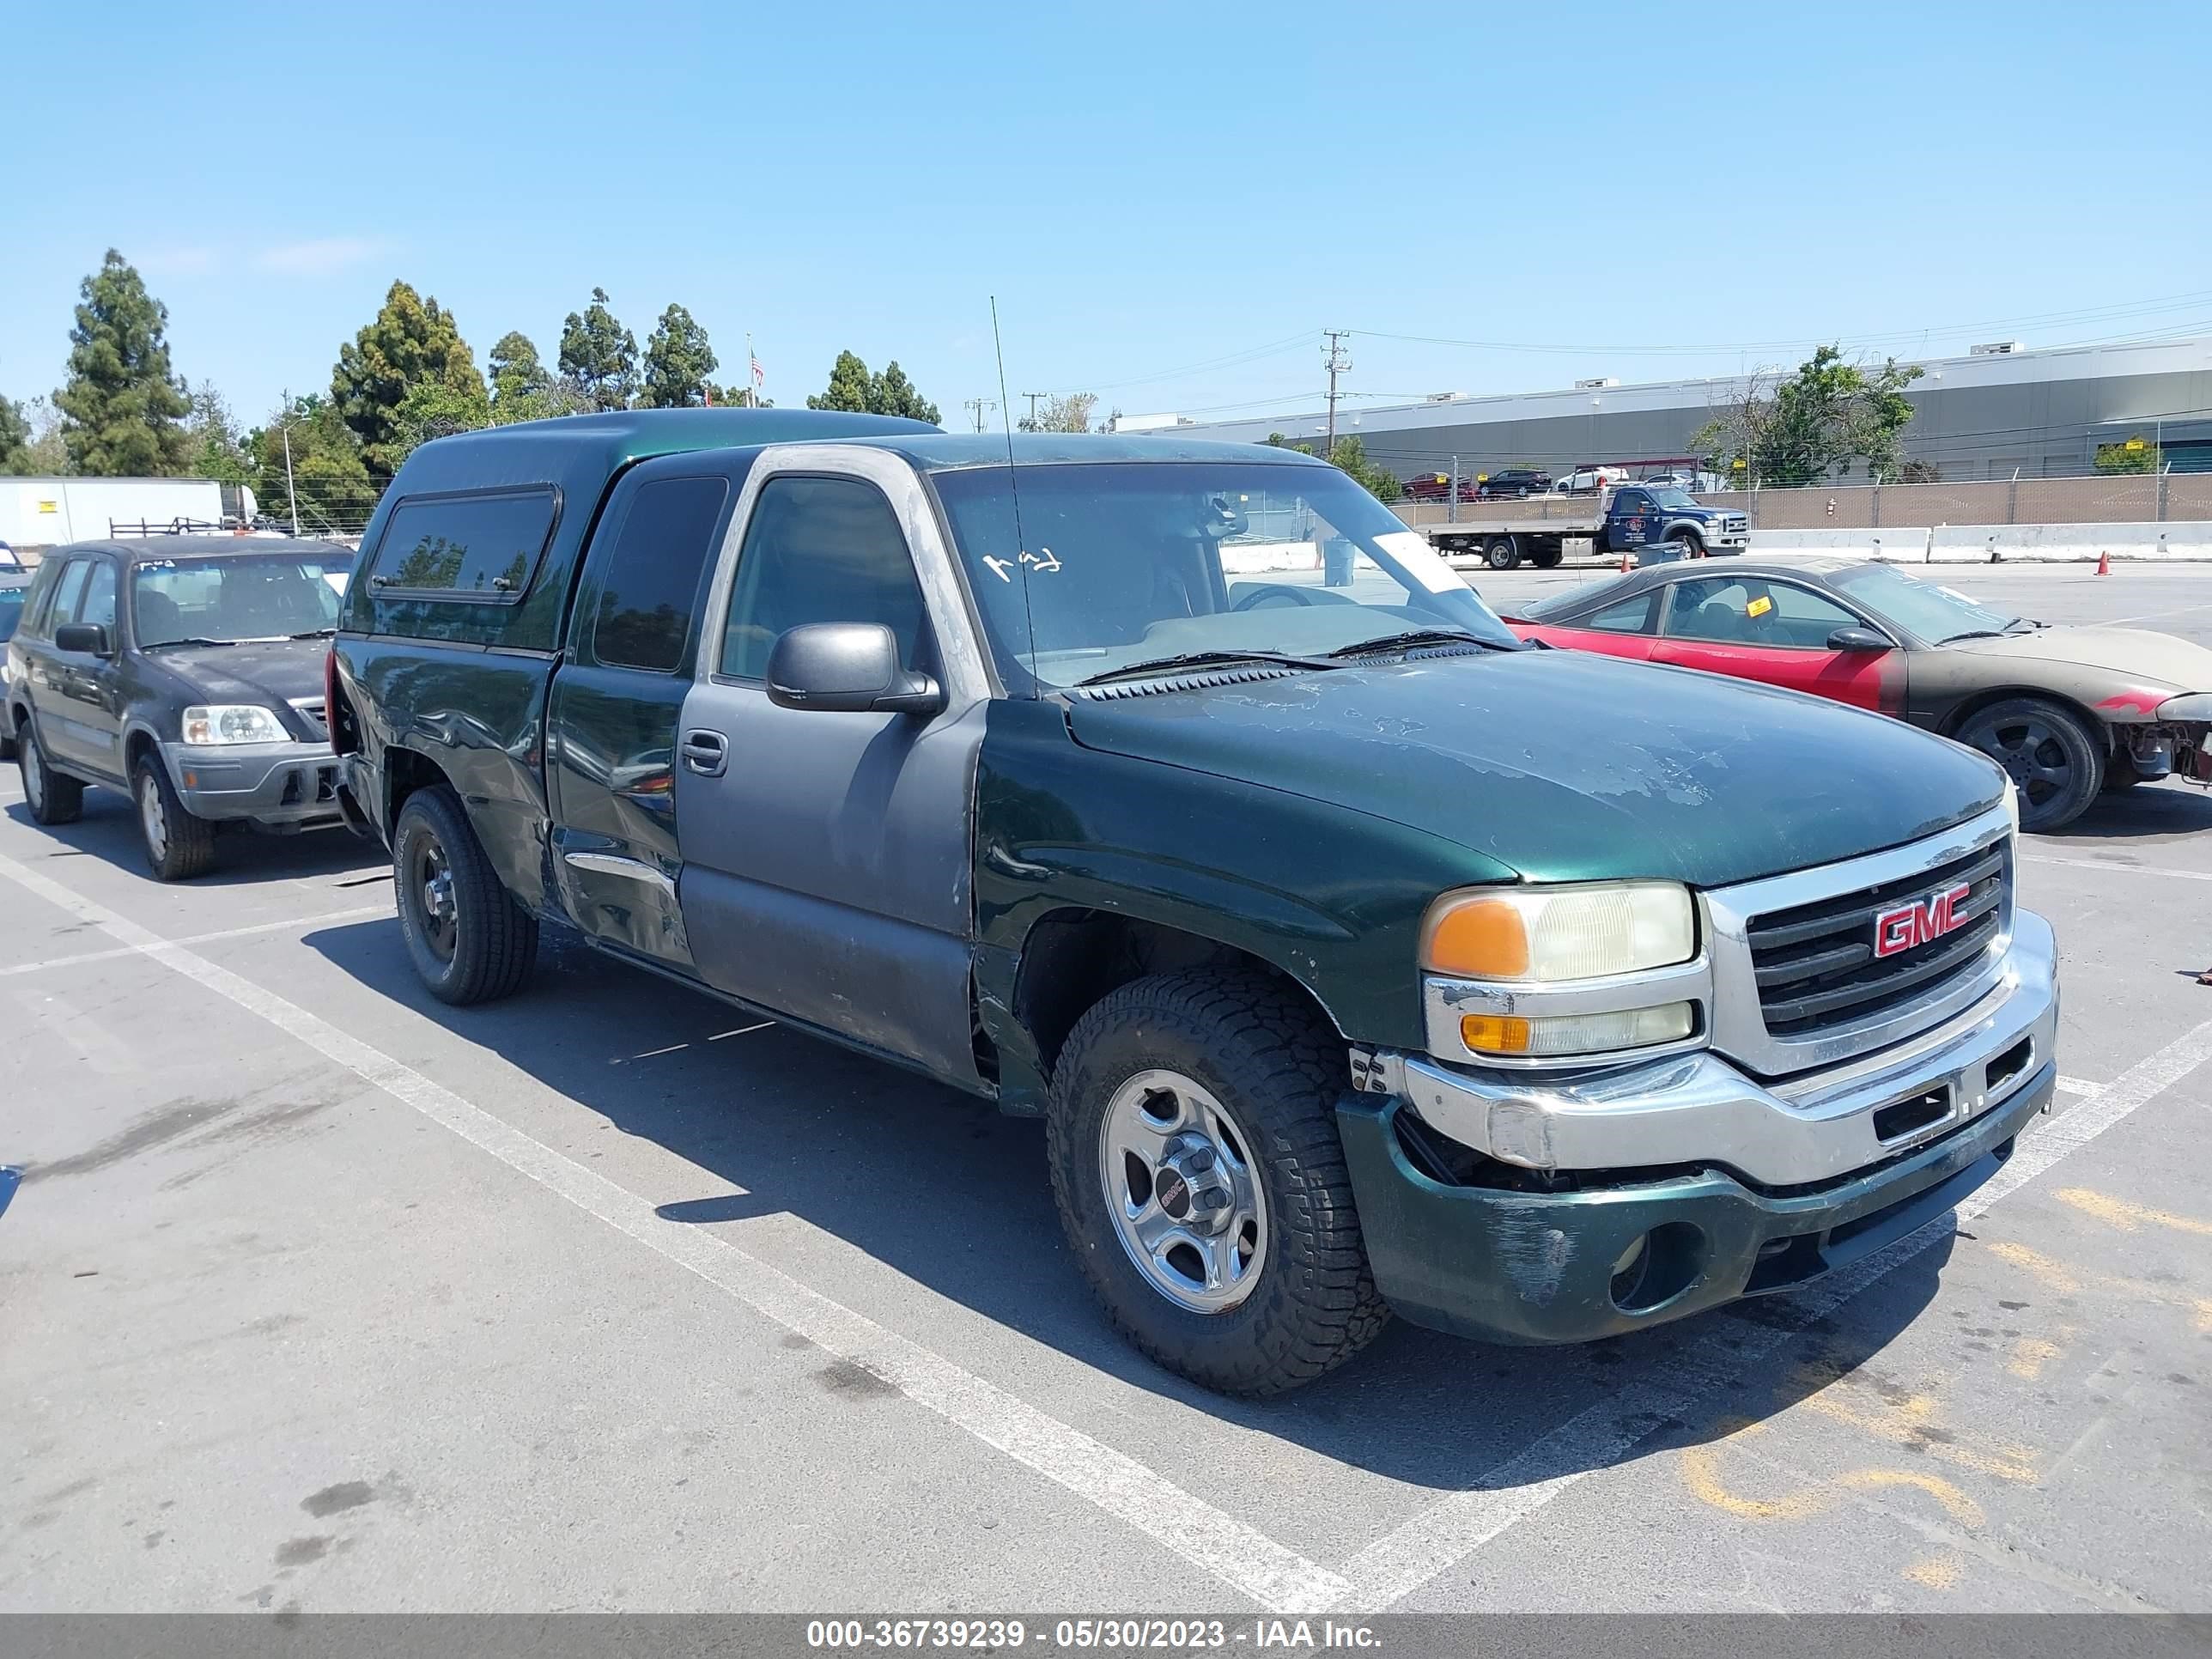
[182,704,288,745]
[2155,692,2212,721]
[1423,882,1696,981]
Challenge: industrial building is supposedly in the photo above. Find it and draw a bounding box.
[1148,335,2212,485]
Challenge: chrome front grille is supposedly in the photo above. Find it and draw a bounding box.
[1747,843,2006,1036]
[1704,804,2016,1079]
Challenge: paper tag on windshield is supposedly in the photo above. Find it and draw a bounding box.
[1375,530,1468,594]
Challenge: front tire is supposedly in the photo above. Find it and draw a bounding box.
[1954,698,2104,831]
[392,786,537,1005]
[1046,970,1389,1396]
[134,754,216,880]
[1484,536,1521,571]
[1667,531,1705,560]
[17,722,83,826]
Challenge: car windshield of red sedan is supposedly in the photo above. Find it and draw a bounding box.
[1829,562,2029,644]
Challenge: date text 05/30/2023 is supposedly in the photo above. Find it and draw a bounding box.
[805,1619,1383,1650]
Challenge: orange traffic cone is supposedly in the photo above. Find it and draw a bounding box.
[1619,550,1634,573]
[2095,550,2111,576]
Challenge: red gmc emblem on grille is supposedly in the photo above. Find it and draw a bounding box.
[1873,881,1973,958]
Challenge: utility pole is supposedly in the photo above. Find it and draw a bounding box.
[1020,392,1046,431]
[276,390,301,536]
[1322,330,1352,457]
[963,397,997,434]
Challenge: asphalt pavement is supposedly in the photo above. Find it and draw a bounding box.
[3,562,2209,1616]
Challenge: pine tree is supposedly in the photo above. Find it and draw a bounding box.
[331,281,486,477]
[0,395,31,474]
[558,288,638,411]
[641,304,719,408]
[52,250,193,476]
[805,349,876,413]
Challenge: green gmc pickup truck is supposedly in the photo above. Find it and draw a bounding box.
[328,409,2058,1395]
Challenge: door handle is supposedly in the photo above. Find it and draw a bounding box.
[679,727,728,777]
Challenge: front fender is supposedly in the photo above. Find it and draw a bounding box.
[973,700,1517,1076]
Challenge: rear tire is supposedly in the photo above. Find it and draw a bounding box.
[1531,544,1564,569]
[392,785,537,1005]
[134,754,217,881]
[1954,698,2104,832]
[1484,537,1521,571]
[1046,969,1389,1396]
[17,722,83,826]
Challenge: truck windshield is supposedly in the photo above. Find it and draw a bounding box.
[928,461,1520,690]
[1648,488,1701,510]
[1828,562,2025,644]
[132,553,355,647]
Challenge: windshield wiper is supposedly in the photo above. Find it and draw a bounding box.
[2002,617,2045,634]
[1326,627,1501,658]
[143,635,246,650]
[1940,629,2009,643]
[1073,648,1344,688]
[289,628,337,639]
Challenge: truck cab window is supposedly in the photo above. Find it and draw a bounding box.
[589,477,731,672]
[77,562,118,631]
[369,489,558,597]
[719,475,930,681]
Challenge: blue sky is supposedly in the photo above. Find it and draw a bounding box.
[4,2,2208,437]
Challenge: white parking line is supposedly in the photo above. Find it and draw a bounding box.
[0,904,390,976]
[1323,1022,2212,1613]
[2022,854,2212,884]
[2057,1075,2102,1096]
[0,849,1347,1614]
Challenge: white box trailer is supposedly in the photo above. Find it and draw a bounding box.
[0,477,234,553]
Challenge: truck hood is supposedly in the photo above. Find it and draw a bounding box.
[1942,625,2212,696]
[1064,649,2003,889]
[146,640,327,709]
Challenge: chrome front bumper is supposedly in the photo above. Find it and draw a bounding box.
[1358,907,2057,1190]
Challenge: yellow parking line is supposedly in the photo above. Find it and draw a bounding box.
[1988,1238,2212,1333]
[2056,1187,2212,1238]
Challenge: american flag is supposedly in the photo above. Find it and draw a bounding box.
[748,335,765,393]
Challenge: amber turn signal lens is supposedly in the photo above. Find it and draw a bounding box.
[1460,1014,1532,1054]
[1426,898,1528,979]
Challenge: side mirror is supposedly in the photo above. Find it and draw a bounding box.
[55,622,112,656]
[765,623,944,716]
[1827,625,1893,653]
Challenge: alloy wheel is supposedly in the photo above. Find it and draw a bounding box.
[1097,1068,1268,1315]
[138,772,169,863]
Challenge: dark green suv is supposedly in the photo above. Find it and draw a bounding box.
[328,410,2058,1395]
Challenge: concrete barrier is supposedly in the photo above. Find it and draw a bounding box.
[1747,521,2211,563]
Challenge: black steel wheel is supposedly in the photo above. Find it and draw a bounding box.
[1484,537,1521,571]
[1954,698,2104,832]
[392,786,538,1004]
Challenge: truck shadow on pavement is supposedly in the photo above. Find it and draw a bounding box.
[299,915,1952,1492]
[3,793,386,888]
